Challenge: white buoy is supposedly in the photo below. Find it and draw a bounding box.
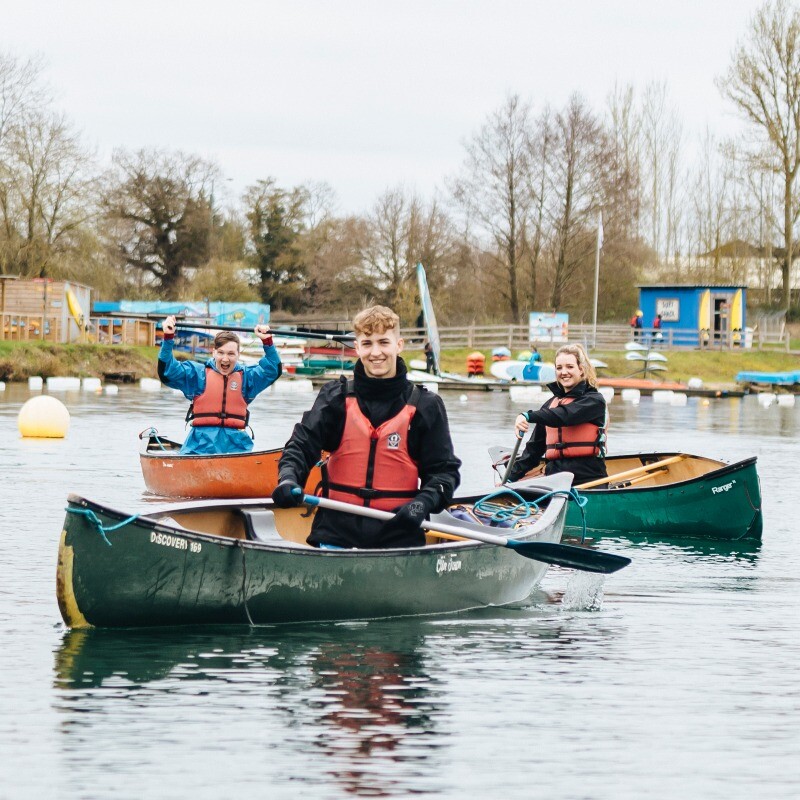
[670,392,688,406]
[18,395,70,438]
[687,377,703,389]
[621,388,641,404]
[598,386,615,403]
[28,376,43,391]
[271,378,314,394]
[459,393,468,403]
[652,390,674,404]
[509,386,542,403]
[758,393,776,407]
[777,394,795,407]
[82,377,102,392]
[104,384,119,395]
[139,378,162,392]
[0,381,5,392]
[47,376,81,391]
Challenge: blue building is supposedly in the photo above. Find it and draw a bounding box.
[637,285,748,347]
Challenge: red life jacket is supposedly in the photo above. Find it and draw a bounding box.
[187,367,249,429]
[324,384,421,510]
[544,396,606,460]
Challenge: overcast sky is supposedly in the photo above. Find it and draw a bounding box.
[1,0,768,215]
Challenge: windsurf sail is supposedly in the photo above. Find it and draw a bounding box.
[416,262,441,376]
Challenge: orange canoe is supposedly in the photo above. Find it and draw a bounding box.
[139,431,322,499]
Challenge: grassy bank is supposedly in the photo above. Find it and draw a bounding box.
[0,341,158,382]
[0,340,796,386]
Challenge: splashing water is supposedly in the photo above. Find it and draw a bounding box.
[559,571,606,611]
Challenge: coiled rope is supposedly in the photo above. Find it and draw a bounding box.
[472,486,589,542]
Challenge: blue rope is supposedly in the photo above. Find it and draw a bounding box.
[146,427,168,451]
[474,487,589,541]
[64,507,139,547]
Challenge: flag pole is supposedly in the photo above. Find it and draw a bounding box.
[592,211,603,349]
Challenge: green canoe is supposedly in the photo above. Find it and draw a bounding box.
[57,475,573,629]
[512,452,762,541]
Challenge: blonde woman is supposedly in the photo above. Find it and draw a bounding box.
[506,343,608,486]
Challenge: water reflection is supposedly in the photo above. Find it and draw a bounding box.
[54,622,444,797]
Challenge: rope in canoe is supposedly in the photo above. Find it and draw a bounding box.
[469,487,589,542]
[64,507,139,547]
[139,426,168,451]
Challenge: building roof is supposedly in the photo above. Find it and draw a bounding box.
[637,284,747,290]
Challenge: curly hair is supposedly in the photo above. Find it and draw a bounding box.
[352,305,401,337]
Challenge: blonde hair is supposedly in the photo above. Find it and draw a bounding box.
[555,343,597,387]
[352,305,400,337]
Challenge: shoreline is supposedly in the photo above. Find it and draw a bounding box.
[0,340,797,388]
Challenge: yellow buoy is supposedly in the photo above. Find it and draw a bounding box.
[18,395,71,438]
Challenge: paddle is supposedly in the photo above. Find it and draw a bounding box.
[102,312,355,343]
[291,490,631,574]
[501,433,524,485]
[577,454,688,490]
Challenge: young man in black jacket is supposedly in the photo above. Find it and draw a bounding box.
[271,306,461,549]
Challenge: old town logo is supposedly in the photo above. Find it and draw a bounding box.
[230,381,239,391]
[387,432,401,449]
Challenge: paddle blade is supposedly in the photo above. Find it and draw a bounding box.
[506,540,631,574]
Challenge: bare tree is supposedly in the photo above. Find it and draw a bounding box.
[0,111,96,277]
[450,95,534,321]
[546,94,609,311]
[719,0,800,311]
[0,53,47,149]
[607,82,643,241]
[640,82,683,261]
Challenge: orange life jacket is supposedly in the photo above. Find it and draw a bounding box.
[544,396,606,460]
[187,367,249,429]
[324,384,421,510]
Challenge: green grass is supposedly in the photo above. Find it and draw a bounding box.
[0,340,159,381]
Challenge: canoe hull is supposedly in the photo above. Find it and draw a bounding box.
[563,455,762,541]
[139,440,321,499]
[58,490,568,629]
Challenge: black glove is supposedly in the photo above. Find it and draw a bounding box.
[272,479,304,508]
[380,499,429,536]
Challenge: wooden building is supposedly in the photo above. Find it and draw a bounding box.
[0,277,92,343]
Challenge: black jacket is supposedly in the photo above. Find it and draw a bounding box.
[507,380,607,486]
[278,358,461,548]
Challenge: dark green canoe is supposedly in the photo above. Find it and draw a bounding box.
[57,476,572,629]
[514,452,762,541]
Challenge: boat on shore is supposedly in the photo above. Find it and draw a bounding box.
[139,430,321,499]
[509,452,762,541]
[57,475,575,628]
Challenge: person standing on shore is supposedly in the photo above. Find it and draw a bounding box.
[158,315,281,454]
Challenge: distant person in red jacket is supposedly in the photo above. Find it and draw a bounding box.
[652,314,663,346]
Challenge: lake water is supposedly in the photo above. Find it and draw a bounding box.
[0,381,798,799]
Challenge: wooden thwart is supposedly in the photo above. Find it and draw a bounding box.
[577,454,688,490]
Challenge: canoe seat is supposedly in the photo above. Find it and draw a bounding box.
[240,509,283,543]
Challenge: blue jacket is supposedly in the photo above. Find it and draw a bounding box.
[158,338,282,454]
